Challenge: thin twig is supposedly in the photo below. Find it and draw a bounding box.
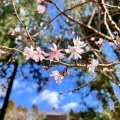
[51,60,120,68]
[59,74,100,95]
[0,43,24,71]
[87,6,97,26]
[49,1,113,42]
[11,0,35,46]
[104,12,113,39]
[0,45,23,54]
[33,0,94,37]
[98,0,120,36]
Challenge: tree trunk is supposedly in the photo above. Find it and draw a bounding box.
[0,61,18,120]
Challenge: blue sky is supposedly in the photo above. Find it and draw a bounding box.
[7,65,102,112]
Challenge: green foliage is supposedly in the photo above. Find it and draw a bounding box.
[69,109,119,120]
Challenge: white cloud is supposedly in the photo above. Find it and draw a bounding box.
[13,80,34,95]
[0,89,6,97]
[62,102,78,112]
[26,87,33,93]
[33,83,39,89]
[13,80,19,89]
[17,90,23,94]
[13,80,27,90]
[32,90,62,108]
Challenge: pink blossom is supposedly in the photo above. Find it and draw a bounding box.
[95,38,104,45]
[50,70,64,84]
[37,5,46,14]
[0,49,6,56]
[47,43,65,61]
[23,46,34,60]
[65,45,84,60]
[32,47,45,62]
[73,37,86,47]
[37,0,43,3]
[65,37,85,60]
[3,0,7,3]
[87,59,99,73]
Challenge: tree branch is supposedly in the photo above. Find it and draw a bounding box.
[59,74,100,95]
[49,1,113,42]
[98,0,120,36]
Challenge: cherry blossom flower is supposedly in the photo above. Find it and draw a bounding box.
[0,49,6,56]
[37,0,43,3]
[65,45,84,60]
[87,59,99,73]
[65,37,86,60]
[73,37,86,47]
[50,70,64,84]
[3,0,7,4]
[32,47,45,62]
[23,46,34,60]
[95,38,104,45]
[37,5,46,14]
[47,43,65,61]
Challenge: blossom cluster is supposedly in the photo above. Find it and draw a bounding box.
[37,0,46,14]
[23,37,99,84]
[87,59,99,73]
[23,46,46,62]
[23,37,87,62]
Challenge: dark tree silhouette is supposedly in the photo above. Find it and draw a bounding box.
[0,61,18,120]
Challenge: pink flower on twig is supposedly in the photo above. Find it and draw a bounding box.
[32,47,45,62]
[37,5,46,14]
[65,46,84,60]
[73,37,86,47]
[95,38,104,45]
[87,59,99,73]
[65,37,86,60]
[23,46,34,60]
[50,70,64,84]
[47,43,65,61]
[37,0,43,3]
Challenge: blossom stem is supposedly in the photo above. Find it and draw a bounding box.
[0,45,23,54]
[11,0,35,46]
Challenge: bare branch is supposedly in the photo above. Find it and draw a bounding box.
[33,0,95,37]
[98,0,120,36]
[11,0,35,46]
[49,1,113,42]
[59,74,100,95]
